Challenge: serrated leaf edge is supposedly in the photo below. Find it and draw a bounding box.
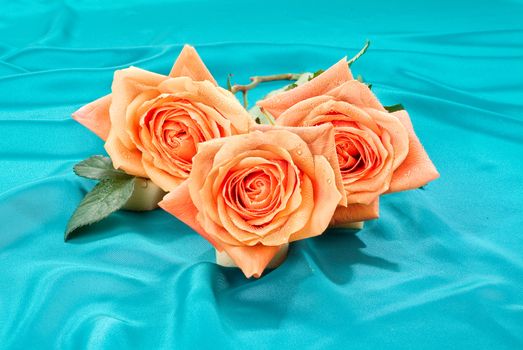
[65,177,136,240]
[73,155,131,180]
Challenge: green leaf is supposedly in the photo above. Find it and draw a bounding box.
[309,69,324,81]
[74,155,131,180]
[65,177,136,240]
[384,104,405,113]
[284,83,298,91]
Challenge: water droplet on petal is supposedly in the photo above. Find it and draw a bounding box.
[327,178,332,184]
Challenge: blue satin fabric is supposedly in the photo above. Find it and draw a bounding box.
[1,0,522,348]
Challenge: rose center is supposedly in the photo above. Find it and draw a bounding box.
[161,122,197,162]
[243,171,271,202]
[223,163,286,223]
[336,134,366,172]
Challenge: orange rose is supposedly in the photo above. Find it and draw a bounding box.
[72,45,253,191]
[258,58,439,225]
[159,124,345,277]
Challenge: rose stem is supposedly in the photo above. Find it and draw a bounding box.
[229,40,370,108]
[230,73,302,108]
[347,40,370,66]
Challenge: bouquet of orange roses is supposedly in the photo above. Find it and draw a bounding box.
[66,44,438,278]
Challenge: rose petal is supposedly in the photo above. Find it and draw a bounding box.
[275,95,333,127]
[326,80,386,111]
[125,89,161,150]
[336,126,394,203]
[160,185,280,279]
[388,110,440,192]
[201,151,296,245]
[189,137,229,209]
[263,175,314,245]
[158,78,252,134]
[72,94,112,140]
[159,182,222,249]
[110,67,169,149]
[72,45,212,141]
[254,123,347,207]
[224,158,295,224]
[209,131,315,179]
[222,244,281,278]
[329,198,380,226]
[290,155,342,241]
[169,44,217,85]
[218,198,288,245]
[257,57,353,118]
[142,153,184,192]
[364,108,409,170]
[104,129,147,178]
[275,108,389,206]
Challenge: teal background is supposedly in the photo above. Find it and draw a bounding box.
[1,0,522,348]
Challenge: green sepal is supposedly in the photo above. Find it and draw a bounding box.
[284,83,298,91]
[309,69,324,81]
[384,104,405,113]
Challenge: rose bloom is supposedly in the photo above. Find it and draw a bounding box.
[72,45,252,191]
[258,58,439,225]
[159,124,346,278]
